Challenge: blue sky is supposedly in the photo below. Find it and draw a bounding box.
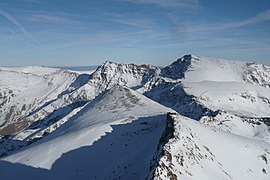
[0,0,270,66]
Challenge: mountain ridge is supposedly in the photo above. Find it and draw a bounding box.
[0,55,270,179]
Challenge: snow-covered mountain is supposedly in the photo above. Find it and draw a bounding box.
[0,55,270,179]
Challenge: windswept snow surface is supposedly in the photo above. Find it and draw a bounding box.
[174,55,270,144]
[155,114,270,180]
[184,81,270,117]
[1,55,270,180]
[182,55,245,82]
[0,66,60,76]
[0,67,78,127]
[0,86,172,179]
[175,55,270,118]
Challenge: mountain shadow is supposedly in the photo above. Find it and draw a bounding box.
[144,81,218,120]
[0,114,169,180]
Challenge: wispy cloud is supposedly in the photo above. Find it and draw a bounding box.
[104,13,156,29]
[108,18,154,28]
[27,14,78,25]
[7,28,24,42]
[123,0,200,10]
[0,10,38,44]
[22,0,42,3]
[166,9,270,61]
[178,9,270,32]
[220,9,270,29]
[174,9,270,34]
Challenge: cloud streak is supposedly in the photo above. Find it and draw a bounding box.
[221,9,270,29]
[22,0,42,3]
[174,9,270,34]
[0,10,38,44]
[27,14,78,25]
[104,13,156,29]
[123,0,200,10]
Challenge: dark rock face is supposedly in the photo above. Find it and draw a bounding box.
[161,54,193,80]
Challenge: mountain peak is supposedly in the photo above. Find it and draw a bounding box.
[89,60,160,91]
[179,54,200,61]
[167,54,201,69]
[1,55,270,180]
[160,55,196,80]
[182,54,193,59]
[99,60,118,70]
[102,60,116,65]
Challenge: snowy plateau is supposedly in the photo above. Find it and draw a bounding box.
[0,55,270,180]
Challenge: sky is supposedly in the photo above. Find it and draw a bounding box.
[0,0,270,66]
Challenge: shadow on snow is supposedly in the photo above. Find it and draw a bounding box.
[0,114,168,180]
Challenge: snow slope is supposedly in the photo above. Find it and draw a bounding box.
[0,67,78,128]
[0,86,172,179]
[184,81,270,117]
[182,56,245,82]
[0,62,160,157]
[168,55,270,118]
[56,65,97,75]
[155,114,270,180]
[1,55,270,180]
[0,66,60,76]
[159,55,270,142]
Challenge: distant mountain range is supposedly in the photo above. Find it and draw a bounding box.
[0,55,270,180]
[54,65,98,72]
